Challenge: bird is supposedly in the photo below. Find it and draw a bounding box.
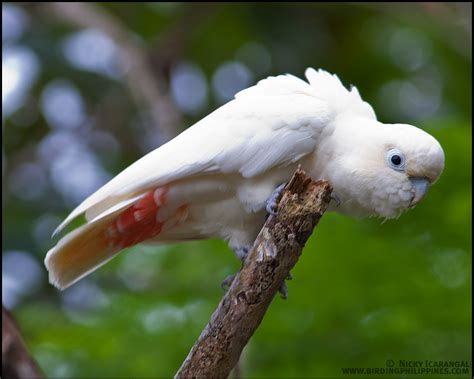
[45,68,445,290]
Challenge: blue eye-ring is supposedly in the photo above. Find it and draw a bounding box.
[387,149,406,171]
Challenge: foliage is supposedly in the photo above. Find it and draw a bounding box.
[2,2,471,378]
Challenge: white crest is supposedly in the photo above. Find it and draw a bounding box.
[236,67,377,120]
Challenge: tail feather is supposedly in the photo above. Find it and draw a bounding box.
[46,187,173,290]
[45,216,119,290]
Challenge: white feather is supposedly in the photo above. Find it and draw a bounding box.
[305,68,377,120]
[46,68,447,290]
[54,68,372,235]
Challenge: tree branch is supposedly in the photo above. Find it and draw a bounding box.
[175,169,332,378]
[2,305,44,379]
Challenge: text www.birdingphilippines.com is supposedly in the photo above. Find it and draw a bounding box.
[341,360,470,376]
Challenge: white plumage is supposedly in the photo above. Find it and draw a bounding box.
[45,68,445,289]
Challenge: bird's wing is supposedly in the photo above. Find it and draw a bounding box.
[54,73,335,235]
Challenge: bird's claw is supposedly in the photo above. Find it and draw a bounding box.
[222,274,289,298]
[266,183,287,215]
[266,202,278,216]
[331,193,341,207]
[279,281,288,299]
[221,274,236,290]
[278,271,293,299]
[222,265,292,299]
[233,246,250,261]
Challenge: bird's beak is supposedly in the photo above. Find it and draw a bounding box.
[409,177,430,207]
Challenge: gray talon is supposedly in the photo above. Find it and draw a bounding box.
[266,183,287,215]
[225,245,250,291]
[266,202,278,215]
[233,246,250,261]
[331,193,341,207]
[278,272,293,299]
[221,274,236,290]
[279,281,288,299]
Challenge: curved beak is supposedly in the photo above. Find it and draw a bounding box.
[409,177,430,207]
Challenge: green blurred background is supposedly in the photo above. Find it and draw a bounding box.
[2,2,472,378]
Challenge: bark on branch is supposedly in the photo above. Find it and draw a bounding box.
[175,169,332,378]
[2,305,44,379]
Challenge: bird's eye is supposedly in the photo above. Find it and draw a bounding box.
[391,155,401,165]
[387,149,406,171]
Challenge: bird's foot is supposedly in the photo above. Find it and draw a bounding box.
[220,273,236,290]
[330,193,341,207]
[266,183,287,216]
[278,272,293,299]
[233,246,250,261]
[223,248,293,298]
[221,245,250,290]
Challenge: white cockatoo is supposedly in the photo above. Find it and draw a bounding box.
[45,68,445,290]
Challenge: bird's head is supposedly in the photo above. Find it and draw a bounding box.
[327,119,445,219]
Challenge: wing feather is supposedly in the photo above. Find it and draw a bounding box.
[54,73,335,235]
